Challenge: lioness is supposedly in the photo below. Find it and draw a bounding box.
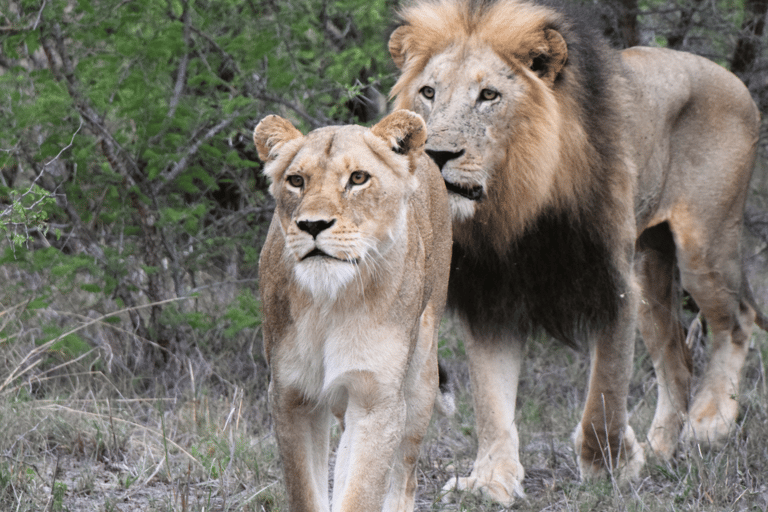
[388,0,766,504]
[254,109,452,512]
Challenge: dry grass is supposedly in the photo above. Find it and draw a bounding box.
[2,279,768,511]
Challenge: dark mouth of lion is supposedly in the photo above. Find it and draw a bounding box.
[444,179,484,201]
[301,248,356,264]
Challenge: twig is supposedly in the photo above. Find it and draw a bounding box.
[254,90,329,129]
[39,404,204,469]
[155,115,239,192]
[0,120,81,223]
[167,0,190,120]
[0,297,190,394]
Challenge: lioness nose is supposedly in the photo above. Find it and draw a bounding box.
[297,219,335,238]
[425,149,465,171]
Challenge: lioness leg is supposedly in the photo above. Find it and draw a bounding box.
[442,328,525,506]
[635,224,692,459]
[673,225,756,447]
[332,373,407,512]
[383,308,440,512]
[574,287,644,480]
[270,385,332,512]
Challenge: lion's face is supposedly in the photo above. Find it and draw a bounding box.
[405,48,532,220]
[254,112,427,299]
[389,1,569,230]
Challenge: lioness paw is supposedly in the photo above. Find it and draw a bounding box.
[441,474,525,507]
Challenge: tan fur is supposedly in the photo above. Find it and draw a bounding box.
[255,110,452,512]
[389,0,762,505]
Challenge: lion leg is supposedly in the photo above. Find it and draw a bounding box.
[677,258,755,447]
[269,383,332,512]
[574,287,644,481]
[383,307,440,512]
[670,212,756,448]
[442,328,525,506]
[332,372,408,512]
[635,224,691,460]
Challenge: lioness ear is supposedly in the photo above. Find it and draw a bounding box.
[529,28,568,84]
[388,25,410,70]
[253,115,303,162]
[371,109,427,156]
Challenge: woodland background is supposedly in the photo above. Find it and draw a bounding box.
[1,0,768,510]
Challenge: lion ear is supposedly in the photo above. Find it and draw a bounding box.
[388,25,410,70]
[529,28,568,84]
[253,115,303,163]
[371,109,427,156]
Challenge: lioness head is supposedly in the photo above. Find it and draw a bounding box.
[254,110,428,299]
[389,0,575,228]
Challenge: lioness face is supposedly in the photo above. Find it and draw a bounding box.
[262,126,418,299]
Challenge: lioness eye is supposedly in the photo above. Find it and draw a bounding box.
[480,89,499,101]
[287,175,304,188]
[349,171,369,186]
[420,86,435,100]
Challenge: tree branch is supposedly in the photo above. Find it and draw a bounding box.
[154,114,238,193]
[167,0,191,120]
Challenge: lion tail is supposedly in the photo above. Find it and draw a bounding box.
[743,269,768,332]
[434,362,456,417]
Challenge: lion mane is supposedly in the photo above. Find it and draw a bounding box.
[392,0,630,344]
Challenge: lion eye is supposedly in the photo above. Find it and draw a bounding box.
[420,86,435,100]
[479,89,499,101]
[349,171,370,186]
[287,175,304,188]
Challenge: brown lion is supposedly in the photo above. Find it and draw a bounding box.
[255,109,452,512]
[389,0,767,505]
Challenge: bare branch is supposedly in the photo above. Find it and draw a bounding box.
[40,22,144,185]
[0,119,81,222]
[31,0,47,31]
[253,90,329,129]
[154,113,239,193]
[167,0,190,120]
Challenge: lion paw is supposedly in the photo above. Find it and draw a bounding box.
[441,464,525,507]
[573,424,644,482]
[681,396,738,448]
[645,418,685,461]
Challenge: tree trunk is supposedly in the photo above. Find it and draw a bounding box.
[613,0,640,48]
[731,0,768,79]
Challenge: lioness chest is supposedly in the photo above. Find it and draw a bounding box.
[271,297,415,405]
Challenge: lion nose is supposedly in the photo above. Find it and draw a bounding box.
[425,149,465,171]
[297,219,335,238]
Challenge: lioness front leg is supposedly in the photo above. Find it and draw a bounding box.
[442,328,525,506]
[574,291,644,481]
[270,384,332,512]
[332,372,407,512]
[383,309,441,512]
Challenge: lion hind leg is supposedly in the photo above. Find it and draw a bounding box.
[682,299,754,447]
[441,328,525,507]
[635,223,691,460]
[672,217,756,448]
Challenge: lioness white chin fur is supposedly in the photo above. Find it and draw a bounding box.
[255,109,452,512]
[389,0,767,506]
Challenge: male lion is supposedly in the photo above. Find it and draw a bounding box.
[389,0,767,504]
[254,109,452,512]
